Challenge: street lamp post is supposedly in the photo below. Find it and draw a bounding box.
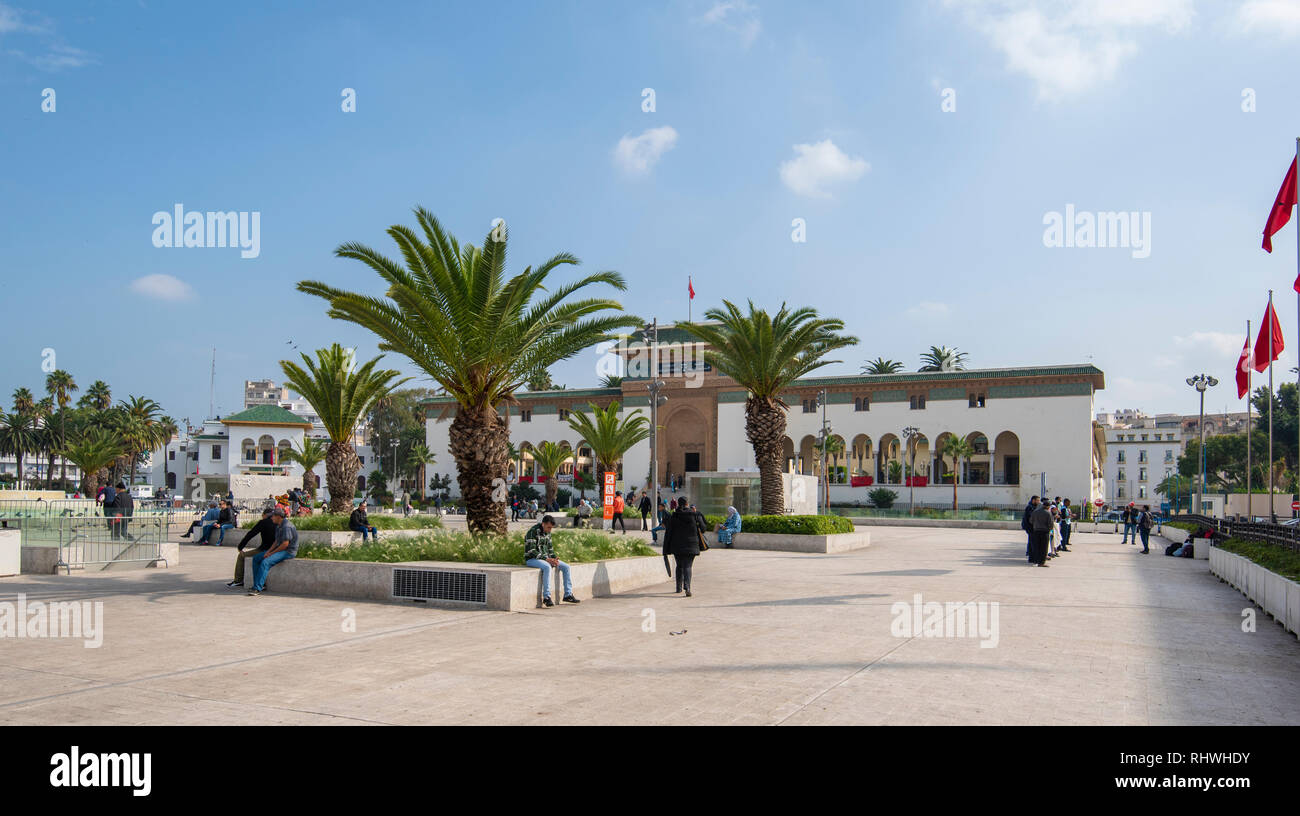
[1186,374,1218,515]
[902,426,919,516]
[816,389,830,513]
[644,319,667,519]
[390,438,400,506]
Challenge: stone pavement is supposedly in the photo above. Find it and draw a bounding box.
[1,525,1297,725]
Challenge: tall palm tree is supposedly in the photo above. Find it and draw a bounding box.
[918,345,968,372]
[281,436,330,497]
[406,442,435,500]
[0,411,40,490]
[530,441,572,510]
[79,380,112,411]
[34,397,55,487]
[681,301,858,515]
[565,401,650,497]
[939,434,975,512]
[116,396,165,487]
[298,208,640,533]
[861,357,904,375]
[280,344,409,513]
[45,369,77,487]
[62,428,125,498]
[12,387,35,414]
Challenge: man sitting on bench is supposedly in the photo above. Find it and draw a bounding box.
[349,504,378,541]
[524,515,579,607]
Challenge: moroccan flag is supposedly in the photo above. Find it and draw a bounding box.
[688,277,695,299]
[1262,157,1297,256]
[1236,335,1253,399]
[1253,300,1284,373]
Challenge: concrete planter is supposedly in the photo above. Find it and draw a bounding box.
[0,529,18,576]
[703,529,870,554]
[1210,547,1300,637]
[259,554,668,611]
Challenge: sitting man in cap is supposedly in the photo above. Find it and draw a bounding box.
[524,515,579,607]
[248,508,298,596]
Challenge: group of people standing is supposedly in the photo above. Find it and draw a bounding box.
[1022,495,1073,567]
[95,482,135,541]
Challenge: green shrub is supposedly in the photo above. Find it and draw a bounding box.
[241,513,443,531]
[868,487,898,509]
[1218,537,1300,582]
[739,514,854,535]
[299,529,654,564]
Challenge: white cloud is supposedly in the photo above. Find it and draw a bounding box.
[698,0,761,48]
[131,274,195,301]
[1234,0,1300,37]
[613,126,679,175]
[779,139,869,198]
[945,0,1194,99]
[905,301,951,319]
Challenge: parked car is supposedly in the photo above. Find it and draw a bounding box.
[1097,511,1123,522]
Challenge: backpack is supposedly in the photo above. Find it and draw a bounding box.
[1139,511,1153,530]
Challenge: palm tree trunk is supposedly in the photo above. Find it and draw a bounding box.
[325,441,360,513]
[746,397,787,516]
[448,406,509,534]
[952,456,958,512]
[545,476,557,509]
[60,414,68,486]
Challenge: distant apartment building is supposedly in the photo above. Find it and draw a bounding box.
[244,379,288,408]
[1097,411,1184,505]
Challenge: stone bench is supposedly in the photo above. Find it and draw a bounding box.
[257,554,669,611]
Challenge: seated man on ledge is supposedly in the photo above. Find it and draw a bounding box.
[248,508,298,597]
[349,504,378,541]
[572,498,593,528]
[524,515,579,607]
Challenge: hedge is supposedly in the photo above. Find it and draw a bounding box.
[701,513,854,536]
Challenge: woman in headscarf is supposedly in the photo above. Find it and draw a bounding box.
[715,506,742,548]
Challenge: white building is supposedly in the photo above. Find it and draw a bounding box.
[1097,412,1185,508]
[423,326,1107,510]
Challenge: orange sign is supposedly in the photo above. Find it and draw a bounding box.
[603,472,616,519]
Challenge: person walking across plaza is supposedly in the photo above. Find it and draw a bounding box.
[1029,498,1053,567]
[248,508,298,596]
[113,482,136,541]
[664,497,706,596]
[638,490,652,530]
[609,490,627,534]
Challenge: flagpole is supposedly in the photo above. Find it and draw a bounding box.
[1247,319,1253,521]
[1294,136,1299,517]
[1269,289,1275,519]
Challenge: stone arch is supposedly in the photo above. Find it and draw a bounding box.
[241,437,257,463]
[781,437,795,474]
[850,434,873,478]
[994,431,1021,485]
[663,404,710,476]
[965,431,990,485]
[257,434,276,465]
[933,431,956,483]
[878,433,901,483]
[798,435,818,476]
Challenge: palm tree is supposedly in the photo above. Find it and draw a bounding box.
[11,387,35,414]
[599,374,624,388]
[62,428,125,498]
[116,396,165,487]
[45,369,77,487]
[79,380,112,411]
[573,469,595,500]
[298,208,640,533]
[530,441,572,510]
[861,357,904,375]
[812,434,846,508]
[0,411,40,490]
[281,436,329,497]
[405,442,435,500]
[939,434,975,512]
[34,397,54,487]
[565,401,650,496]
[918,345,968,372]
[681,301,858,515]
[280,344,409,513]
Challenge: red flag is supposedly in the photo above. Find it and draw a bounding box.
[688,277,695,299]
[1262,157,1297,256]
[1236,335,1253,399]
[1253,300,1284,373]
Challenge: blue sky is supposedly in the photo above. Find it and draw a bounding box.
[3,0,1300,424]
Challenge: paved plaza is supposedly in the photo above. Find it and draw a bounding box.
[2,524,1298,726]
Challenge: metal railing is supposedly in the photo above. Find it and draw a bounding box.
[1168,513,1298,553]
[51,515,168,574]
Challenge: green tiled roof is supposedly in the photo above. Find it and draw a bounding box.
[219,405,311,426]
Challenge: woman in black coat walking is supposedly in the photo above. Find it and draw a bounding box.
[663,497,704,596]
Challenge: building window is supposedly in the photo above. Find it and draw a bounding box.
[802,399,816,414]
[1139,468,1147,482]
[1138,450,1147,463]
[1117,451,1125,463]
[520,410,532,422]
[211,445,222,461]
[1117,469,1126,481]
[1166,434,1174,440]
[1118,485,1126,498]
[169,451,176,460]
[1141,434,1148,441]
[1164,449,1173,462]
[359,456,364,465]
[854,396,869,412]
[1138,486,1148,499]
[558,408,570,421]
[968,393,986,408]
[909,394,926,410]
